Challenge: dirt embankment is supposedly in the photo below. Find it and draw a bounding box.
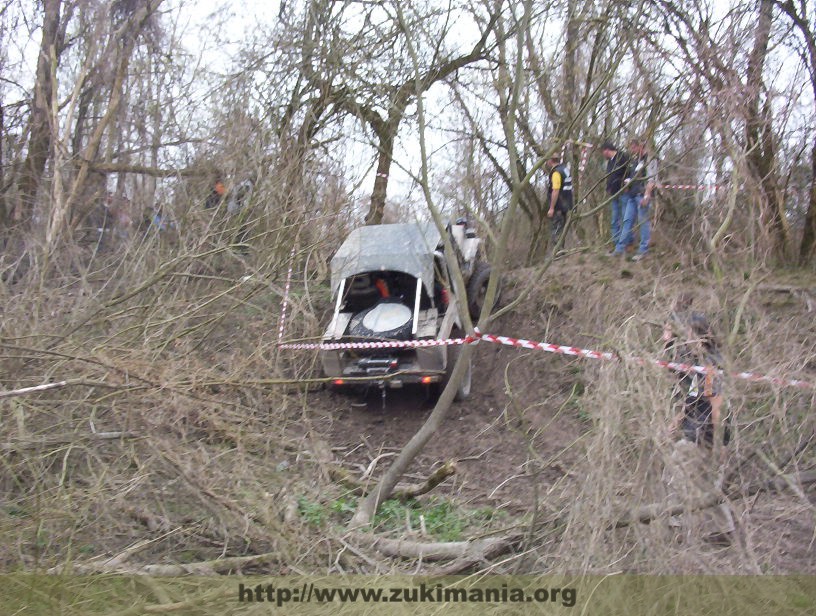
[1,247,814,575]
[306,252,816,573]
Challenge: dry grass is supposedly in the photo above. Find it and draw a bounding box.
[497,254,816,574]
[0,198,345,574]
[0,206,814,577]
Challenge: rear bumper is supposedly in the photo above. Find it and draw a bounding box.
[329,371,444,389]
[320,346,446,387]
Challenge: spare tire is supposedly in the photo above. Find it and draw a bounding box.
[346,299,413,340]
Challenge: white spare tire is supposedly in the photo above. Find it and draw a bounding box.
[347,300,413,340]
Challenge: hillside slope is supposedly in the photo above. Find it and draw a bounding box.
[1,244,814,575]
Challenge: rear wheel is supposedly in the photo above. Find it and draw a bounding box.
[441,338,471,401]
[467,262,499,320]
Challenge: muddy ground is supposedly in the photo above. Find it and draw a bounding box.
[2,240,814,575]
[300,251,816,573]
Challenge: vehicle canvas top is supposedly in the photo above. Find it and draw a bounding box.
[330,222,442,295]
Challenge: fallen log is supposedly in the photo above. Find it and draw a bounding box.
[1,431,139,453]
[349,530,521,563]
[53,549,279,576]
[329,461,457,501]
[611,469,816,529]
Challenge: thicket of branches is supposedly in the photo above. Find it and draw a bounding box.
[1,0,815,262]
[0,0,814,580]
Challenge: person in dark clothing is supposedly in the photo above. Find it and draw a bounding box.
[663,312,730,447]
[621,138,658,261]
[204,179,226,210]
[227,178,255,252]
[661,310,735,543]
[601,141,631,255]
[544,153,573,248]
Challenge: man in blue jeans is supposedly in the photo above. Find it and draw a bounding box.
[601,142,631,255]
[616,138,657,261]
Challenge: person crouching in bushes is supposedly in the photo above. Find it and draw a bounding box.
[665,312,731,448]
[661,311,735,544]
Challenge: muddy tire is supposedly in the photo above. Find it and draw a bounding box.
[467,261,498,320]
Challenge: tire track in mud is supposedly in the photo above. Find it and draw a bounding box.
[305,345,582,513]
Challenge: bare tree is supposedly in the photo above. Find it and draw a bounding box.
[744,0,790,256]
[51,0,164,245]
[771,0,816,263]
[296,0,500,225]
[17,0,71,221]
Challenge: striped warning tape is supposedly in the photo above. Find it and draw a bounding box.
[278,328,813,390]
[279,335,475,351]
[658,183,726,191]
[578,145,591,176]
[478,329,812,389]
[474,330,616,361]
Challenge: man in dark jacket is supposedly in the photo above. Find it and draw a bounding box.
[601,141,631,255]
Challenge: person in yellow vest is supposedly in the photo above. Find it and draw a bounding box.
[544,153,573,249]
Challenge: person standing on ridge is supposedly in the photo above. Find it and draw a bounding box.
[544,153,573,251]
[601,141,632,255]
[619,138,657,261]
[205,178,226,210]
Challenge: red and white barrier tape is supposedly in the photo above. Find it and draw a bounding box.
[279,335,476,351]
[658,183,725,191]
[479,330,811,388]
[474,329,616,361]
[578,144,592,176]
[278,327,813,390]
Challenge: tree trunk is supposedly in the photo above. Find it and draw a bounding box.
[799,138,816,264]
[744,0,789,257]
[365,114,401,225]
[0,104,5,225]
[560,3,578,135]
[18,0,62,219]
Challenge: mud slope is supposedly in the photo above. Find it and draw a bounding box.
[2,247,813,575]
[306,249,816,572]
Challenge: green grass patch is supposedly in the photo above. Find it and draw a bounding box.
[297,493,502,540]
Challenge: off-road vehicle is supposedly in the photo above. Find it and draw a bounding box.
[320,219,496,400]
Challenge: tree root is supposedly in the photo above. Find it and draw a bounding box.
[611,469,816,529]
[349,530,521,564]
[329,460,457,501]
